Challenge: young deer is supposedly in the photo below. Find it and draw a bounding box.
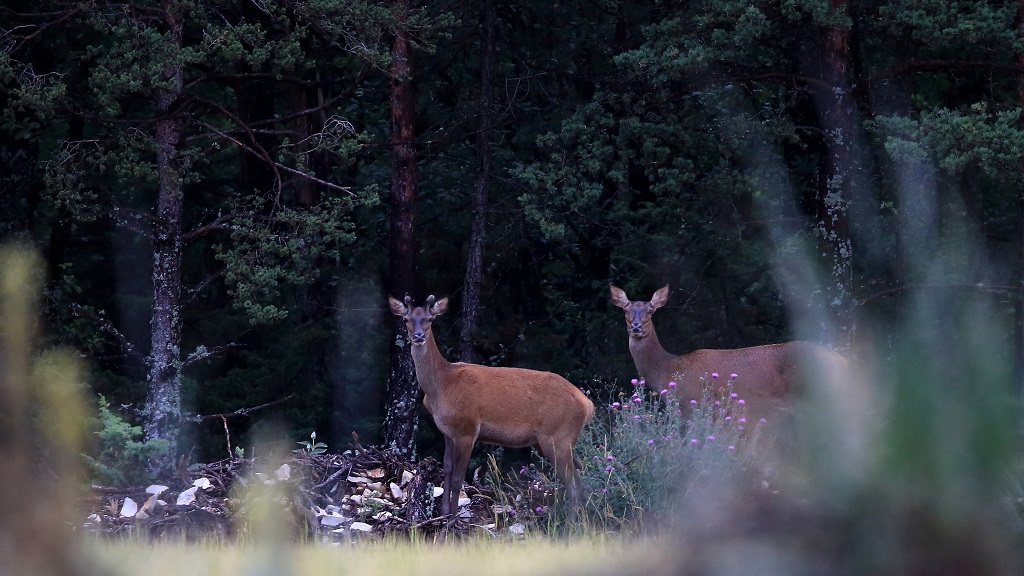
[389,295,595,517]
[609,284,847,428]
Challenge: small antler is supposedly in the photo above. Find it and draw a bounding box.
[426,295,436,307]
[404,295,412,308]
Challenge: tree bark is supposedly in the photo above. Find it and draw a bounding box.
[813,0,855,350]
[1014,0,1024,398]
[459,0,496,364]
[383,0,420,460]
[144,2,186,476]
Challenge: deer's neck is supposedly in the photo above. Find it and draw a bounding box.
[409,334,454,396]
[629,325,677,389]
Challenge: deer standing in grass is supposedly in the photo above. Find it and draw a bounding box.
[609,285,847,428]
[389,295,595,517]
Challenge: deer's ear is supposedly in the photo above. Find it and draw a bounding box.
[609,285,631,309]
[431,296,449,316]
[650,285,670,310]
[388,296,408,317]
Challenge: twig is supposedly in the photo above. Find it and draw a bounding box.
[69,303,146,366]
[221,415,232,460]
[182,343,241,368]
[312,462,353,492]
[190,394,295,422]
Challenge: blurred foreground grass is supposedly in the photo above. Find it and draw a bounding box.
[85,537,670,576]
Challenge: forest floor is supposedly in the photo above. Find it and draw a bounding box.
[83,442,554,542]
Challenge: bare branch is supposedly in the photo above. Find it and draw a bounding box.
[183,212,237,243]
[199,120,354,196]
[190,394,296,422]
[68,303,147,367]
[182,343,242,368]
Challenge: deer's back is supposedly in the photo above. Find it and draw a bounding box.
[425,363,593,447]
[672,341,844,410]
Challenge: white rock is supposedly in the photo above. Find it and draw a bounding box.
[458,496,471,507]
[389,482,404,500]
[193,477,213,490]
[146,484,168,496]
[349,522,373,532]
[320,515,348,527]
[508,523,525,535]
[401,470,413,485]
[432,487,444,498]
[275,464,291,481]
[119,498,138,518]
[176,487,198,506]
[347,476,371,484]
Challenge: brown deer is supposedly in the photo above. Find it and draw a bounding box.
[609,284,847,428]
[389,295,595,517]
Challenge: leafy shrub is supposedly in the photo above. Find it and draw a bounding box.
[575,375,749,530]
[83,395,168,486]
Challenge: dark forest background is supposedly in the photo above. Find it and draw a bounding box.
[2,0,1024,478]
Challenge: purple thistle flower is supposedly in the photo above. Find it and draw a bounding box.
[611,402,620,408]
[660,389,668,395]
[725,416,732,421]
[727,445,736,451]
[737,399,745,405]
[739,417,746,423]
[536,507,543,513]
[711,372,719,379]
[647,439,655,445]
[519,466,527,475]
[737,425,744,431]
[690,439,699,445]
[606,455,614,461]
[631,378,638,385]
[605,465,613,472]
[730,393,738,399]
[707,435,715,441]
[668,381,677,388]
[730,373,738,379]
[689,399,697,405]
[714,401,721,407]
[759,418,767,423]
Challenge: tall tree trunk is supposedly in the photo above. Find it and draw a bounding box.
[383,0,419,460]
[1014,0,1024,398]
[144,4,185,476]
[459,0,496,363]
[813,0,855,350]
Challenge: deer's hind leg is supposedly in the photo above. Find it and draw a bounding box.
[537,437,583,505]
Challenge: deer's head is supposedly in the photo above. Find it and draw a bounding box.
[609,284,669,339]
[389,295,449,346]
